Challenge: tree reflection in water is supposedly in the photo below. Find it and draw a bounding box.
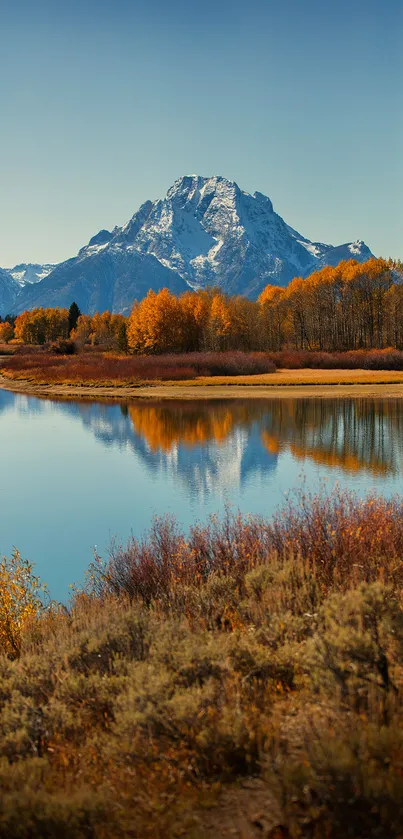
[127,398,403,477]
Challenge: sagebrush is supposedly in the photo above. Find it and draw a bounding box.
[0,490,402,838]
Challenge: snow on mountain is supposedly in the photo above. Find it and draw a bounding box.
[7,263,56,287]
[0,263,56,316]
[3,175,374,315]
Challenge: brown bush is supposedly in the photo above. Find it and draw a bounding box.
[267,348,403,370]
[92,490,403,606]
[1,350,276,384]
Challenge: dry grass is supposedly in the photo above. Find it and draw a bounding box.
[187,368,403,386]
[5,349,403,391]
[4,358,403,394]
[0,351,276,386]
[0,344,17,356]
[0,490,402,838]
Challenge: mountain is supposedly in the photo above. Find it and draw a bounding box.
[0,263,55,316]
[0,268,19,315]
[6,263,55,287]
[2,175,374,315]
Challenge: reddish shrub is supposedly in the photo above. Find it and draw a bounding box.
[1,351,276,383]
[92,490,403,606]
[267,349,403,370]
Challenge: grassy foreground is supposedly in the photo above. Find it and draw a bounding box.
[0,490,403,838]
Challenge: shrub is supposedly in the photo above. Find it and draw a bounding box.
[91,490,403,606]
[47,340,77,355]
[0,492,402,837]
[0,551,47,659]
[1,350,275,384]
[267,348,403,370]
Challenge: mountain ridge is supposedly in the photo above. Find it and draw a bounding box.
[0,175,374,315]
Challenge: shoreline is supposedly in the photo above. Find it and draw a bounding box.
[3,369,403,401]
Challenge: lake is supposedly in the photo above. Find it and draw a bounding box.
[1,390,403,600]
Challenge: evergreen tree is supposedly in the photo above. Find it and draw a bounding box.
[68,302,81,334]
[117,321,129,354]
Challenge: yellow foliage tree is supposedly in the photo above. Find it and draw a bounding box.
[71,314,93,348]
[178,290,212,351]
[128,289,184,353]
[0,322,14,343]
[207,292,236,350]
[0,550,46,658]
[14,308,69,344]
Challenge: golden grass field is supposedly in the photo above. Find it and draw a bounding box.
[181,368,403,386]
[3,366,403,400]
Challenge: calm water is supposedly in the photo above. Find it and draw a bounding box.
[1,390,403,600]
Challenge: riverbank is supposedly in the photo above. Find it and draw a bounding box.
[3,367,403,400]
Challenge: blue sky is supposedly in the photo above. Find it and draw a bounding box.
[0,0,401,266]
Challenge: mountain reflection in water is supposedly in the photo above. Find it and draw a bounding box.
[2,391,403,599]
[6,395,402,489]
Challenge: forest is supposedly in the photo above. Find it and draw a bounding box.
[1,257,403,354]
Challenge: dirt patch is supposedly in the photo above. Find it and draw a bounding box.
[191,780,282,839]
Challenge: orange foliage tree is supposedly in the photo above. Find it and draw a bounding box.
[0,322,14,343]
[127,288,260,354]
[14,308,69,344]
[259,258,400,351]
[127,289,185,353]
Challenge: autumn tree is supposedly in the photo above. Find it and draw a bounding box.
[14,308,69,344]
[71,314,93,348]
[179,289,212,351]
[0,550,46,658]
[259,257,397,352]
[0,322,14,343]
[206,292,238,351]
[259,285,287,350]
[128,289,184,354]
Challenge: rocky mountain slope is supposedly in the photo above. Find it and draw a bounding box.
[1,175,373,315]
[0,268,18,315]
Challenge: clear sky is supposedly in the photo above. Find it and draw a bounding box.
[0,0,401,267]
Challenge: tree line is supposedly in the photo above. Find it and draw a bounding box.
[1,257,402,353]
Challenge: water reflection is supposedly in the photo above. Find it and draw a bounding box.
[1,392,403,599]
[4,394,403,490]
[125,399,403,481]
[260,399,403,476]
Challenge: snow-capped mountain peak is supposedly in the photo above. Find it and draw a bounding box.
[1,175,374,315]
